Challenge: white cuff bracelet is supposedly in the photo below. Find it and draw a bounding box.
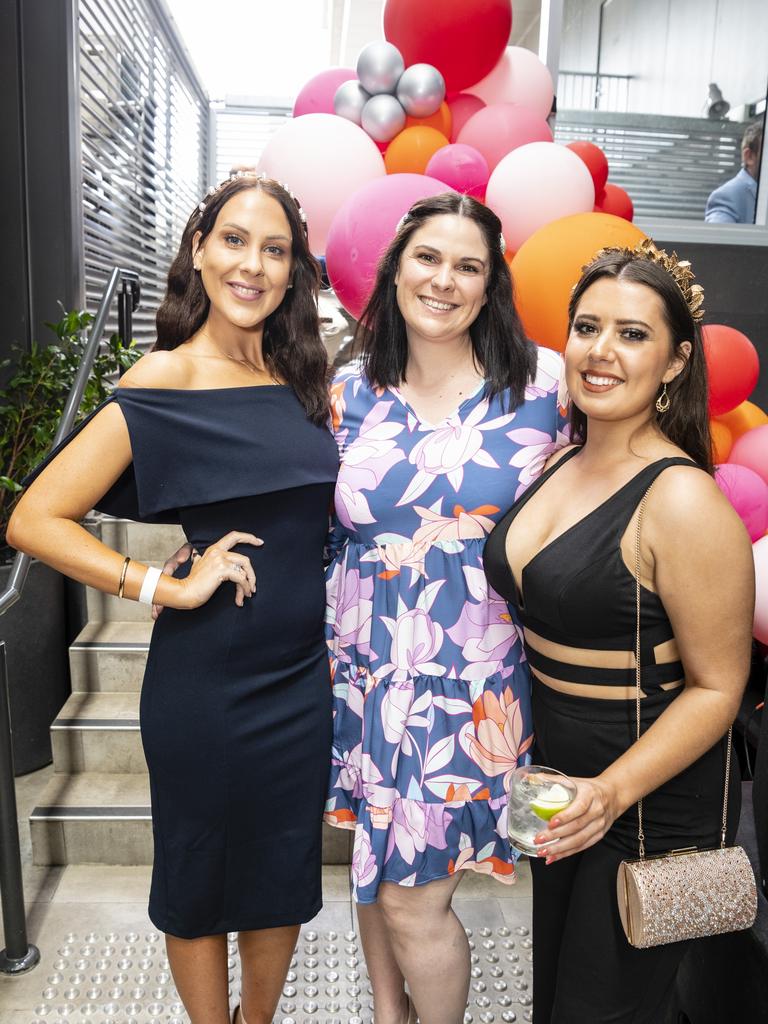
[138,566,163,605]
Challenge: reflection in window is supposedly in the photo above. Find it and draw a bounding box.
[554,0,767,222]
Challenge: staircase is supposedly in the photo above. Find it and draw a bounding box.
[30,518,352,867]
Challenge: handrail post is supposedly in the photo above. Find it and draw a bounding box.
[0,642,40,974]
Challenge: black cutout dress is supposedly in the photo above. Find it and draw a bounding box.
[28,386,339,937]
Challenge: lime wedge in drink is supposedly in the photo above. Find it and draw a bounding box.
[529,783,572,821]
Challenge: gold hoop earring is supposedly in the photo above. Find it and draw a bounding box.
[656,383,670,413]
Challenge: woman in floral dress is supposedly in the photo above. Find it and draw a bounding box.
[324,193,568,1024]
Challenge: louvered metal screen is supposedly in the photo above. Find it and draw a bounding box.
[554,111,746,221]
[212,103,292,185]
[78,0,209,348]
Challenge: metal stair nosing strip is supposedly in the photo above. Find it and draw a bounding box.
[29,805,152,822]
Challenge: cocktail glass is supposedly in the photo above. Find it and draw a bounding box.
[507,765,576,857]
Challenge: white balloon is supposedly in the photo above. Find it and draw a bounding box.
[357,40,405,96]
[334,80,371,125]
[486,142,595,252]
[361,94,407,143]
[468,47,554,121]
[396,63,446,118]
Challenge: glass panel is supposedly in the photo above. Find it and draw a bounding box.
[555,0,767,224]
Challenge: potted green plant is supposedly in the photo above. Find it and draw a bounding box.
[0,310,139,773]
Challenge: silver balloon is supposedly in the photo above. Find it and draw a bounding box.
[356,41,405,96]
[361,94,406,143]
[333,79,370,126]
[396,63,446,118]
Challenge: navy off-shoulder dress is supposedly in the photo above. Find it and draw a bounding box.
[28,386,339,938]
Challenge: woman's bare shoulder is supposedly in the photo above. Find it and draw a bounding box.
[542,443,580,472]
[119,349,195,390]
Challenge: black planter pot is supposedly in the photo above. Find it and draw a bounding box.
[0,559,70,775]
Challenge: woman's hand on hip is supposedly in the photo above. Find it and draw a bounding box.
[174,531,261,610]
[533,776,619,864]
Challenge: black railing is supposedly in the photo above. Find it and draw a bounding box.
[0,266,140,975]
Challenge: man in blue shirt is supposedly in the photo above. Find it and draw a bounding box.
[705,122,762,224]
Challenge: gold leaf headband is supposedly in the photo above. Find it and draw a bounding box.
[583,237,705,323]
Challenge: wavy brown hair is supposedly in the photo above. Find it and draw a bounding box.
[155,175,329,424]
[567,250,712,472]
[356,192,537,411]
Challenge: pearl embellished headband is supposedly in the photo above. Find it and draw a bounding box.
[196,170,307,225]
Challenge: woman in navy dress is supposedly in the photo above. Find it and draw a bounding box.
[9,174,338,1024]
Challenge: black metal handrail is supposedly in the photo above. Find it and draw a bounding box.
[0,266,140,975]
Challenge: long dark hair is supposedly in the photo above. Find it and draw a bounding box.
[357,192,536,410]
[155,175,329,424]
[567,251,712,472]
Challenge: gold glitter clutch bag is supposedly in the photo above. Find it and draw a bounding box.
[616,487,758,950]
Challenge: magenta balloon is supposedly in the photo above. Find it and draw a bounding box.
[426,144,489,198]
[293,67,356,117]
[456,103,552,171]
[325,173,456,319]
[447,93,486,142]
[729,424,768,485]
[715,463,768,541]
[753,536,768,644]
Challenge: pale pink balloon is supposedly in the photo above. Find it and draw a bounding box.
[258,114,385,254]
[447,93,486,142]
[715,463,768,542]
[293,67,356,117]
[753,535,768,644]
[729,424,768,485]
[486,142,595,251]
[426,144,489,198]
[467,46,555,120]
[456,103,552,171]
[325,173,455,319]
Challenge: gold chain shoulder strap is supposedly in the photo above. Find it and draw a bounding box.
[633,483,732,860]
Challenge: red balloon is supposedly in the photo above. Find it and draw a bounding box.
[594,182,634,221]
[447,93,486,141]
[566,141,609,194]
[457,103,552,172]
[702,324,760,417]
[383,0,512,95]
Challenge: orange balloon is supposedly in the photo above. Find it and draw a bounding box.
[510,212,646,351]
[406,101,452,139]
[710,419,733,463]
[385,126,450,175]
[716,400,768,440]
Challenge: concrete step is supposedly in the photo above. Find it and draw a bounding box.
[51,691,145,773]
[70,618,151,692]
[69,620,151,692]
[31,773,353,866]
[89,518,187,564]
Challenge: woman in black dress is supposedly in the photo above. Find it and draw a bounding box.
[9,174,338,1024]
[483,242,755,1022]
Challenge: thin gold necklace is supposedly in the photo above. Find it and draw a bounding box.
[198,333,282,384]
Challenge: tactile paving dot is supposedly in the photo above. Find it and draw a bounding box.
[29,924,533,1023]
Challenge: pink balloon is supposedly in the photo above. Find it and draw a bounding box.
[325,174,456,319]
[426,144,489,198]
[729,424,768,485]
[467,46,554,120]
[715,463,768,542]
[486,142,595,252]
[293,67,356,117]
[258,114,385,255]
[447,93,486,142]
[753,536,768,644]
[457,103,552,171]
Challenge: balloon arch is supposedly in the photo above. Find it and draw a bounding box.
[266,0,767,643]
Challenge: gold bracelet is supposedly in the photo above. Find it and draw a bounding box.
[117,556,131,599]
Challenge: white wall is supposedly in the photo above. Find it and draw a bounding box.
[561,0,768,116]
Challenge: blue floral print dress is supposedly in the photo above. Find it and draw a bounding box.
[324,347,568,902]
